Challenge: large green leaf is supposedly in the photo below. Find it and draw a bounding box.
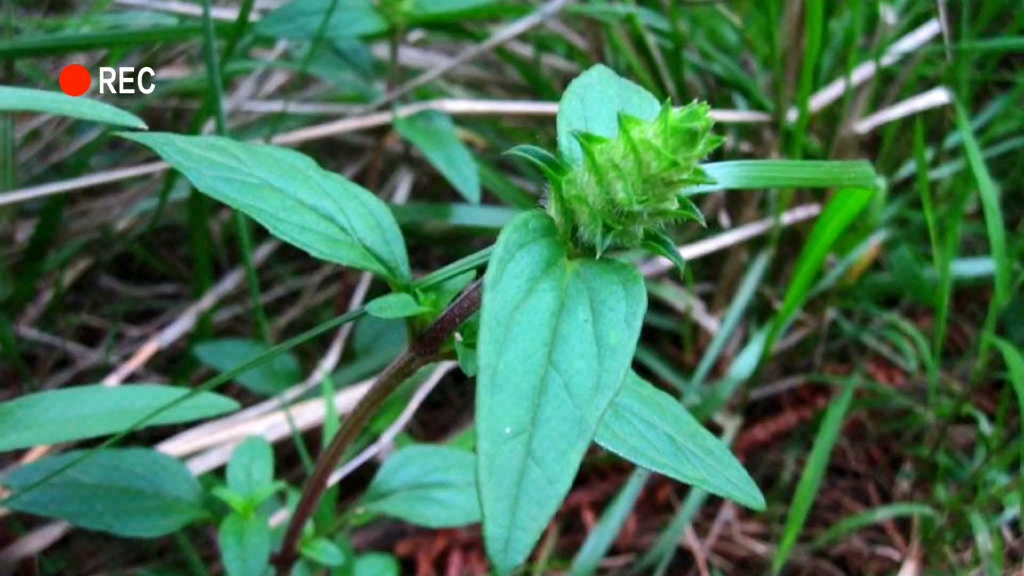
[595,371,765,511]
[194,339,301,396]
[556,64,660,166]
[219,512,272,576]
[256,0,388,42]
[361,445,480,529]
[1,448,206,537]
[0,85,146,129]
[395,111,481,204]
[0,384,239,451]
[122,133,411,285]
[476,210,646,574]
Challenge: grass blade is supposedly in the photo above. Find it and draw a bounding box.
[694,160,878,193]
[570,469,647,576]
[773,378,857,574]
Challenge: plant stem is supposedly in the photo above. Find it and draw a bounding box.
[274,280,482,573]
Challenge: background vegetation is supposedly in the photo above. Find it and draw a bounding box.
[1,0,1021,574]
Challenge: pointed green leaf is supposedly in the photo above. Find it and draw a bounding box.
[395,111,481,203]
[642,231,686,276]
[0,384,239,451]
[556,64,660,166]
[1,448,206,537]
[365,292,431,319]
[194,339,301,396]
[595,371,764,511]
[300,538,347,567]
[477,210,646,574]
[121,132,411,285]
[226,436,275,501]
[256,0,388,42]
[361,445,480,529]
[0,85,147,129]
[219,512,272,576]
[504,144,567,181]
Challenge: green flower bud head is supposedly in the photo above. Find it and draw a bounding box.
[548,101,723,256]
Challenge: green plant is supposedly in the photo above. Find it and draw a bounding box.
[0,63,880,575]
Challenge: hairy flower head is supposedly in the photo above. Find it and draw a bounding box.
[541,101,722,256]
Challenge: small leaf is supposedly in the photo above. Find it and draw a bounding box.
[353,552,401,576]
[0,384,239,451]
[256,0,388,42]
[477,210,647,574]
[641,231,686,276]
[504,144,567,181]
[226,436,275,501]
[300,538,346,567]
[0,85,147,129]
[595,371,765,511]
[365,292,430,319]
[556,64,660,167]
[219,512,272,576]
[121,132,411,286]
[194,339,301,396]
[454,338,478,377]
[1,448,206,537]
[211,486,251,515]
[395,111,481,204]
[362,445,480,529]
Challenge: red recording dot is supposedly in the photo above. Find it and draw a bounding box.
[59,64,91,97]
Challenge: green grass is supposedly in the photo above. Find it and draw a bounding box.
[1,0,1021,574]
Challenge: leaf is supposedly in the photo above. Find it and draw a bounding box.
[121,132,411,285]
[773,379,857,574]
[595,371,765,511]
[476,210,646,574]
[194,339,301,396]
[395,111,481,204]
[219,512,272,576]
[556,64,660,166]
[505,144,568,181]
[0,85,147,129]
[0,384,239,451]
[226,436,275,501]
[408,0,506,24]
[1,448,206,537]
[256,0,388,42]
[767,188,875,352]
[954,101,1010,308]
[365,293,430,319]
[361,445,480,529]
[641,231,686,276]
[353,552,401,576]
[300,538,346,567]
[692,160,879,193]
